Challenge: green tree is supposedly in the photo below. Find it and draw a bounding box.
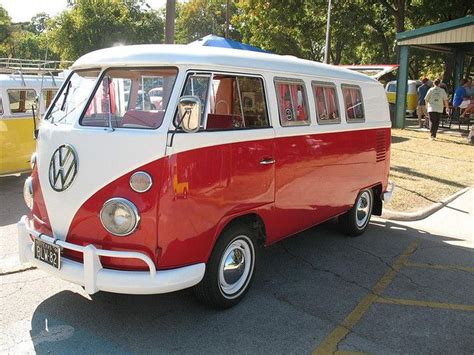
[0,5,12,56]
[0,5,11,43]
[235,0,324,60]
[48,0,164,61]
[176,0,240,44]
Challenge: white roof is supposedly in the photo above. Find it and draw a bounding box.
[72,44,375,83]
[0,73,63,88]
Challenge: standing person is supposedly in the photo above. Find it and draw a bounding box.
[416,78,430,128]
[424,79,449,140]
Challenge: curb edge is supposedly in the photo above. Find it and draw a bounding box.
[381,187,471,221]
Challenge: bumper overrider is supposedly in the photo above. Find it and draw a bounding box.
[17,216,205,295]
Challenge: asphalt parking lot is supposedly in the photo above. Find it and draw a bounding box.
[1,175,473,354]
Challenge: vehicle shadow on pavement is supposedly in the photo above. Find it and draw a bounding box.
[0,174,29,227]
[27,221,474,354]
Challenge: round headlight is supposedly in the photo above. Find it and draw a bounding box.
[100,198,140,236]
[30,152,37,169]
[23,177,33,210]
[130,171,152,193]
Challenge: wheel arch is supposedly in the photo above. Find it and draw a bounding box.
[207,212,267,262]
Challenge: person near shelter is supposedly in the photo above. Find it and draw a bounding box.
[453,79,469,118]
[424,79,449,140]
[416,77,430,128]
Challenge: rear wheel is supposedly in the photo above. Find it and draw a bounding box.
[339,189,374,237]
[194,222,257,309]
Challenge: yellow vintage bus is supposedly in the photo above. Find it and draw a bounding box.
[385,80,422,117]
[0,72,64,175]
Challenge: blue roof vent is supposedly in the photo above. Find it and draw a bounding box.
[188,34,269,53]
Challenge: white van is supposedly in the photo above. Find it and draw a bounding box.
[18,45,392,308]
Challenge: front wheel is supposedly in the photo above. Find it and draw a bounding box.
[339,189,374,237]
[193,222,257,309]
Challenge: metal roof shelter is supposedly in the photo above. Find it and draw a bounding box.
[394,16,474,128]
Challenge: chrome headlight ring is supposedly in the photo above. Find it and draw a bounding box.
[99,198,140,237]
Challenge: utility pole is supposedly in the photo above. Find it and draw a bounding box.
[225,0,230,38]
[165,0,176,44]
[323,0,332,64]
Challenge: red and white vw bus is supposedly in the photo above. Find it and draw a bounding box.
[18,45,392,308]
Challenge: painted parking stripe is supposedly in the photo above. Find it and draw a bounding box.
[404,262,474,273]
[312,241,420,354]
[376,296,474,311]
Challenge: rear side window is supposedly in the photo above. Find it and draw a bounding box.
[7,89,37,115]
[342,85,365,121]
[275,79,309,126]
[312,82,340,124]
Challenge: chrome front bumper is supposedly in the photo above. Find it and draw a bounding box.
[17,216,205,295]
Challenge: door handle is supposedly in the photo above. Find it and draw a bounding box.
[260,158,275,165]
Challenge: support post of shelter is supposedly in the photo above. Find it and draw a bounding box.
[395,45,409,129]
[454,50,465,85]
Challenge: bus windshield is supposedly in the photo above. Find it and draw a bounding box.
[80,68,178,130]
[46,69,100,125]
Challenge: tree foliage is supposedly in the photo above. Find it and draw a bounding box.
[0,0,472,87]
[0,5,12,56]
[47,0,164,60]
[175,0,240,44]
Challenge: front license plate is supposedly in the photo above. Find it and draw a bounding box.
[34,239,61,269]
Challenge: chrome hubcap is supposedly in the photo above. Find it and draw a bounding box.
[218,236,254,298]
[356,191,371,228]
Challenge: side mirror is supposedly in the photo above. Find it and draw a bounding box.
[178,95,201,133]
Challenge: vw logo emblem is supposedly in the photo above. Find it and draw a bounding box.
[49,144,78,192]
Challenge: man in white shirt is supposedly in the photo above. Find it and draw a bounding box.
[424,79,449,140]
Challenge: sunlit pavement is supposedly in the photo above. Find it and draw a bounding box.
[1,175,473,354]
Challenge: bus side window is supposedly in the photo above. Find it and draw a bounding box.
[0,96,3,115]
[274,79,309,126]
[7,89,37,115]
[342,85,365,121]
[41,89,58,110]
[312,82,340,124]
[206,75,269,130]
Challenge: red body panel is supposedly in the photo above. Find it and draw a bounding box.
[30,167,53,236]
[33,127,390,271]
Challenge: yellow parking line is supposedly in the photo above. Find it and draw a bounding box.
[376,296,474,311]
[404,262,474,273]
[312,241,420,355]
